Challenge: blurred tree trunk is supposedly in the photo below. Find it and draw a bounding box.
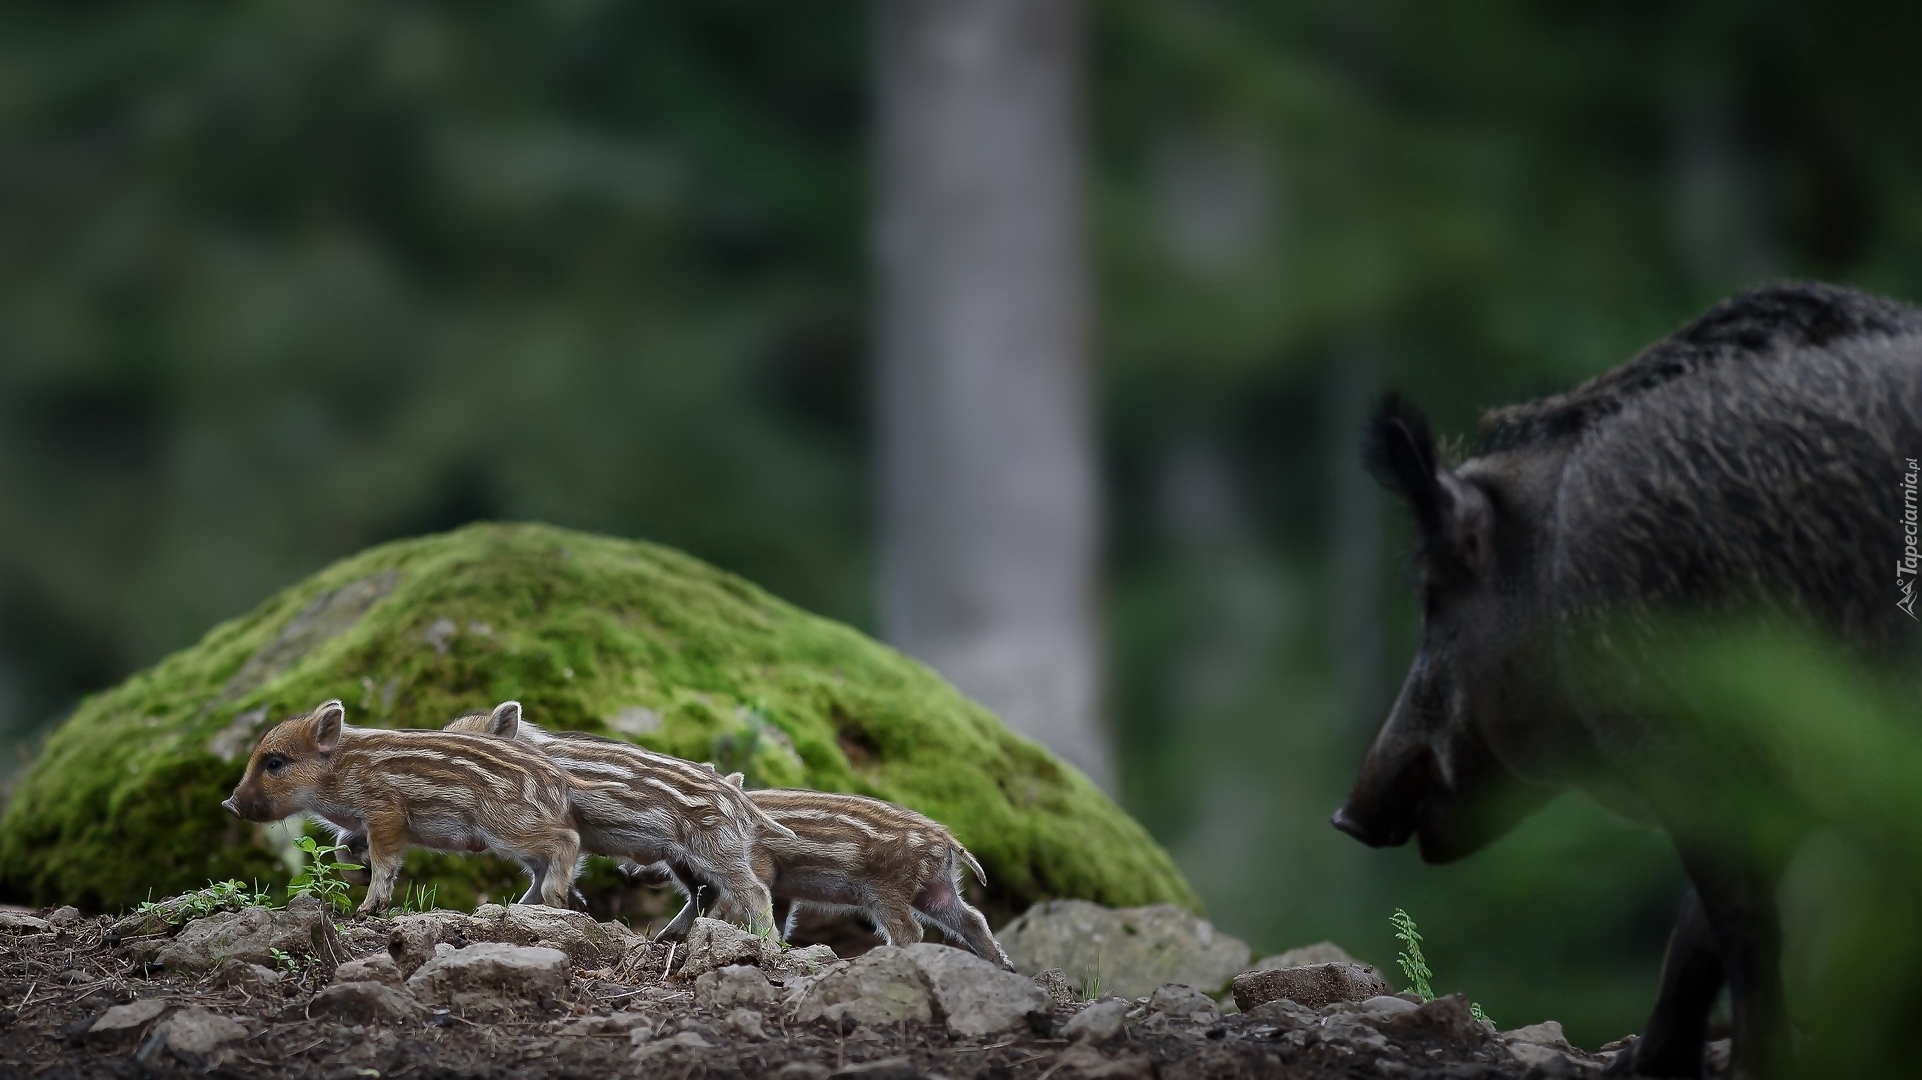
[873,0,1110,788]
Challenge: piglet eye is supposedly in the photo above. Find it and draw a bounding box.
[263,754,288,773]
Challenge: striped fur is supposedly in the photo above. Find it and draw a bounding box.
[688,784,1012,970]
[443,703,788,937]
[222,700,582,914]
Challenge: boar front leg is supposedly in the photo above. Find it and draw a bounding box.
[1679,843,1789,1080]
[1612,887,1724,1078]
[357,811,408,916]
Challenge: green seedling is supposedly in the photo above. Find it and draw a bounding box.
[1391,908,1493,1026]
[1075,950,1106,1002]
[1391,908,1433,1000]
[288,835,361,914]
[133,879,271,927]
[396,882,439,915]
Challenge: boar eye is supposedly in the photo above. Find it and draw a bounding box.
[262,754,289,774]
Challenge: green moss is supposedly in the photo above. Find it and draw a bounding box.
[0,523,1198,917]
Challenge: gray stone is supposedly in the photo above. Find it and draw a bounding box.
[212,959,282,994]
[386,911,475,977]
[1050,1043,1153,1080]
[154,895,339,973]
[481,904,636,967]
[1243,998,1317,1031]
[406,942,570,1015]
[1509,1042,1581,1071]
[158,1007,250,1057]
[791,945,933,1027]
[1231,961,1388,1012]
[999,900,1251,1000]
[770,943,842,980]
[307,980,427,1024]
[1253,941,1354,970]
[724,1007,766,1039]
[561,1011,654,1037]
[87,998,168,1036]
[1032,967,1075,1008]
[680,918,772,980]
[1144,983,1218,1024]
[386,906,632,976]
[1380,993,1487,1045]
[695,964,779,1008]
[334,952,404,987]
[904,942,1049,1036]
[1503,1019,1573,1051]
[1319,1014,1391,1053]
[1061,998,1129,1044]
[48,906,81,927]
[0,911,52,932]
[633,1030,712,1060]
[829,1058,918,1080]
[1355,995,1419,1017]
[775,1063,830,1080]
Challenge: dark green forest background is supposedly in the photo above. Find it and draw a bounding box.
[5,0,1922,1047]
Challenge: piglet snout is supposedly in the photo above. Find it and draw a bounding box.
[221,797,240,816]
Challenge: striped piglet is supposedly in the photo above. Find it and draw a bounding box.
[443,703,796,937]
[223,699,583,914]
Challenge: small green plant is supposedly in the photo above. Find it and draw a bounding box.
[396,882,439,915]
[1391,908,1493,1026]
[1075,956,1106,1002]
[132,879,271,927]
[268,946,299,975]
[287,835,361,914]
[1390,908,1434,1000]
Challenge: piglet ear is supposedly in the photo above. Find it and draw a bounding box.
[725,772,745,787]
[312,700,345,754]
[488,700,522,739]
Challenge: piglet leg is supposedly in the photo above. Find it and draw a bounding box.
[915,878,1015,971]
[532,828,582,909]
[869,898,924,950]
[357,810,408,916]
[656,864,711,941]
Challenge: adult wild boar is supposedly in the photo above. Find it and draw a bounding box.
[1333,283,1922,1079]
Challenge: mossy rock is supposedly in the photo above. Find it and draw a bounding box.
[0,522,1197,918]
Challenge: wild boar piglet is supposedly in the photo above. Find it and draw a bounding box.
[682,780,1013,970]
[443,702,794,937]
[224,699,582,914]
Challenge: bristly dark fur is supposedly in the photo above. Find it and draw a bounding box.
[1364,391,1444,540]
[1477,281,1922,454]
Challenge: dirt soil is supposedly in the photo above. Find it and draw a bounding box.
[0,907,1608,1080]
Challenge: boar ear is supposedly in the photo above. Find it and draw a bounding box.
[488,701,522,739]
[1365,394,1493,573]
[725,772,746,787]
[1365,393,1446,538]
[312,700,345,754]
[1437,471,1493,573]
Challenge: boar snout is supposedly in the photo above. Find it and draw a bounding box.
[1332,746,1430,850]
[221,796,239,816]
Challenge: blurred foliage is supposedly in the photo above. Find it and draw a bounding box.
[0,2,872,740]
[1584,619,1922,1077]
[7,0,1922,1050]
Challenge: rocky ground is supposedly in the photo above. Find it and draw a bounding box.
[0,895,1667,1080]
